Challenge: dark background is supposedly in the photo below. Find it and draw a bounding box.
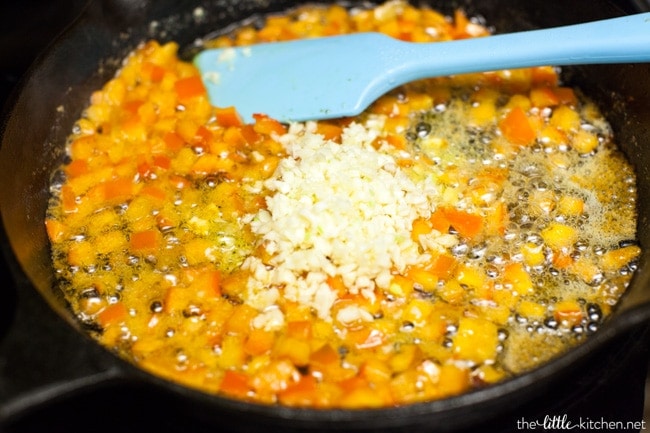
[1,1,650,432]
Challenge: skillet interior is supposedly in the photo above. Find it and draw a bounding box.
[1,0,650,431]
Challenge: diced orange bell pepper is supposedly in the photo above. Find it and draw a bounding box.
[411,217,433,242]
[555,87,577,105]
[275,336,311,366]
[429,208,450,233]
[65,159,89,178]
[122,100,144,116]
[554,300,583,327]
[503,262,534,295]
[187,268,222,297]
[310,343,340,367]
[215,106,244,127]
[427,253,458,279]
[219,370,251,398]
[137,160,153,179]
[278,374,318,406]
[130,229,162,252]
[220,126,247,149]
[224,304,258,335]
[142,61,166,82]
[443,207,483,240]
[141,185,166,202]
[97,302,128,327]
[153,155,171,170]
[174,75,206,100]
[389,274,415,297]
[600,245,641,272]
[499,106,536,146]
[326,275,347,296]
[360,358,392,383]
[193,125,213,147]
[168,174,191,190]
[103,178,135,201]
[530,66,559,87]
[60,185,78,213]
[552,250,574,269]
[244,328,276,356]
[239,124,261,144]
[405,267,438,291]
[163,131,185,152]
[287,320,312,340]
[220,269,249,299]
[530,87,560,108]
[452,9,471,38]
[315,122,343,142]
[437,363,470,396]
[45,219,67,243]
[382,133,407,150]
[252,113,287,136]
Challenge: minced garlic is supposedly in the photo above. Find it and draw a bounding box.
[243,121,448,325]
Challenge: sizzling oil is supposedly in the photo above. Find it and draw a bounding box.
[45,1,641,408]
[404,86,638,372]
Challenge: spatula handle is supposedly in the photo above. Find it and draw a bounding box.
[390,12,650,87]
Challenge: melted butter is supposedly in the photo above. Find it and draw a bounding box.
[45,2,641,407]
[405,86,638,373]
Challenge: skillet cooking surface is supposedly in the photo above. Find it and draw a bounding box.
[1,0,650,432]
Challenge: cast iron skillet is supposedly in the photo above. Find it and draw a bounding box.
[1,0,650,431]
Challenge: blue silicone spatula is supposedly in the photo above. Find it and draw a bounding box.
[194,13,650,123]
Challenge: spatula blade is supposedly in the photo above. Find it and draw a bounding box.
[194,33,398,123]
